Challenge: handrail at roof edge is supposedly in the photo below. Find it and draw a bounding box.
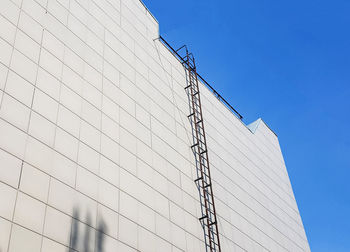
[157,35,243,120]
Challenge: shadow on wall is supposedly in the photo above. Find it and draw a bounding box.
[68,208,107,252]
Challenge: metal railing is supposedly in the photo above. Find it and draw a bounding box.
[158,35,243,120]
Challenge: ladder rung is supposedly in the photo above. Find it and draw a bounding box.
[199,215,207,221]
[204,183,211,188]
[194,177,202,183]
[191,143,199,148]
[191,87,199,93]
[198,148,206,155]
[209,221,217,226]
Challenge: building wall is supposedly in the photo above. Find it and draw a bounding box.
[199,86,310,251]
[0,0,309,251]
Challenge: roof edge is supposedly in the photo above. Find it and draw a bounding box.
[247,118,262,134]
[247,118,278,137]
[138,0,159,24]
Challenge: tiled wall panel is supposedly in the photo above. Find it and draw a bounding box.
[0,0,309,251]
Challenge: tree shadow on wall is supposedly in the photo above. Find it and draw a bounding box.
[68,208,107,252]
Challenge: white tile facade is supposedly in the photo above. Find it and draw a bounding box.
[0,0,309,251]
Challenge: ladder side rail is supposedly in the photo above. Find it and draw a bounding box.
[192,57,222,251]
[182,49,221,252]
[188,63,214,251]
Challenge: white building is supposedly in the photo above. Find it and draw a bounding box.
[0,0,310,251]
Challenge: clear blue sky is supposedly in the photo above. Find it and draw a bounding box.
[143,0,350,251]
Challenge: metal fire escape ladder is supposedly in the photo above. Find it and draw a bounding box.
[158,35,243,251]
[182,49,221,252]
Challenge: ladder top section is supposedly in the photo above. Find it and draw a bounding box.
[158,35,243,120]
